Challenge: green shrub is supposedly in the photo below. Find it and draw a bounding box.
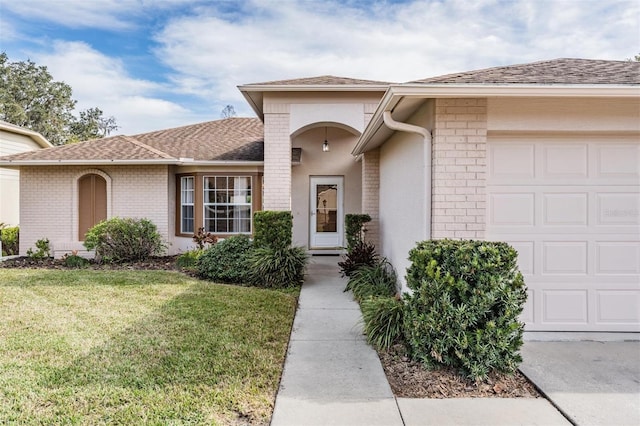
[253,211,292,250]
[361,296,405,350]
[176,249,203,270]
[345,213,371,252]
[0,226,19,256]
[338,240,378,277]
[197,235,253,283]
[63,254,89,268]
[248,246,309,288]
[403,239,527,381]
[26,238,50,259]
[345,259,397,302]
[83,217,166,263]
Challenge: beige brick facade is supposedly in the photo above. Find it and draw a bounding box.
[431,98,487,239]
[19,165,169,257]
[263,113,292,210]
[361,148,380,248]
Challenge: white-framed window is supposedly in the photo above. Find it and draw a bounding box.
[180,176,195,234]
[203,176,252,234]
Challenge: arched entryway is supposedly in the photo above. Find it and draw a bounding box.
[78,173,107,240]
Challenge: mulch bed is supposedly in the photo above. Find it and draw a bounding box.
[1,256,540,399]
[0,255,181,271]
[378,344,540,398]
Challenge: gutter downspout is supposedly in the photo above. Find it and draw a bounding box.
[382,110,432,241]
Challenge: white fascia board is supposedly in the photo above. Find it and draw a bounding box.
[388,83,640,98]
[0,159,265,167]
[0,122,53,148]
[353,83,640,156]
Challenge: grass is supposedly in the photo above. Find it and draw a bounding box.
[0,269,298,425]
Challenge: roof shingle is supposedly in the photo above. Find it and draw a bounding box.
[244,75,392,86]
[411,58,640,85]
[0,118,264,163]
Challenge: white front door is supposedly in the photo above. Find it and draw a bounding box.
[310,176,344,249]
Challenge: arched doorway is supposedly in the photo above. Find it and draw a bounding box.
[78,173,107,240]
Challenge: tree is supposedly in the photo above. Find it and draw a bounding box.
[0,52,117,145]
[68,107,118,142]
[220,104,237,118]
[626,54,640,62]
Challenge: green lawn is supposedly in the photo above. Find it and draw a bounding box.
[0,269,297,425]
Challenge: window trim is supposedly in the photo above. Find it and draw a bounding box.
[175,172,262,238]
[180,176,195,234]
[202,175,253,235]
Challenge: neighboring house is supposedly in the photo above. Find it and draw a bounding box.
[0,58,638,332]
[0,121,52,226]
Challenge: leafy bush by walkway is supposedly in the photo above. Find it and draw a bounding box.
[403,239,527,380]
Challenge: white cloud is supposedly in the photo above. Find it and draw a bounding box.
[34,41,196,134]
[154,0,640,116]
[0,0,204,30]
[4,0,639,132]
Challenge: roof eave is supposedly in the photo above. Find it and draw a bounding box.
[0,122,53,149]
[352,83,640,156]
[387,83,640,98]
[0,159,267,167]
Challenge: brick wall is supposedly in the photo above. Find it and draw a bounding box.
[361,148,380,248]
[263,110,292,210]
[19,165,169,257]
[431,98,487,239]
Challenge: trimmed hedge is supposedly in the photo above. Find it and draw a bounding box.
[253,211,292,250]
[345,213,371,252]
[403,239,527,380]
[0,226,19,256]
[197,235,254,283]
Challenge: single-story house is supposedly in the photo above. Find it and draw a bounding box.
[0,121,52,226]
[0,58,638,332]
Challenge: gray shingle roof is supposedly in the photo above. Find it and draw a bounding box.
[0,118,265,162]
[244,75,392,86]
[411,58,640,84]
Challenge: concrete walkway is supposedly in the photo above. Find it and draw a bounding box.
[271,257,569,426]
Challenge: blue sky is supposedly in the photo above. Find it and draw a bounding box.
[1,0,638,134]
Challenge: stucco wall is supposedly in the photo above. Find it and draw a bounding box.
[19,165,169,257]
[378,102,434,286]
[488,97,640,132]
[291,127,362,249]
[0,131,43,226]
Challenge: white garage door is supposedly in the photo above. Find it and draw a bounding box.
[487,135,640,331]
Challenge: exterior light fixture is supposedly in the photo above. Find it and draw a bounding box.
[322,127,330,152]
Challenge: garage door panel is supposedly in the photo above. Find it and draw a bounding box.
[596,144,640,179]
[488,143,535,179]
[596,242,640,274]
[542,290,589,324]
[542,241,588,275]
[489,193,535,226]
[596,192,640,225]
[542,144,588,178]
[596,290,640,324]
[487,136,640,331]
[543,193,588,225]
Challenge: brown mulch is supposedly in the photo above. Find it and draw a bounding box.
[378,344,540,398]
[0,255,181,271]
